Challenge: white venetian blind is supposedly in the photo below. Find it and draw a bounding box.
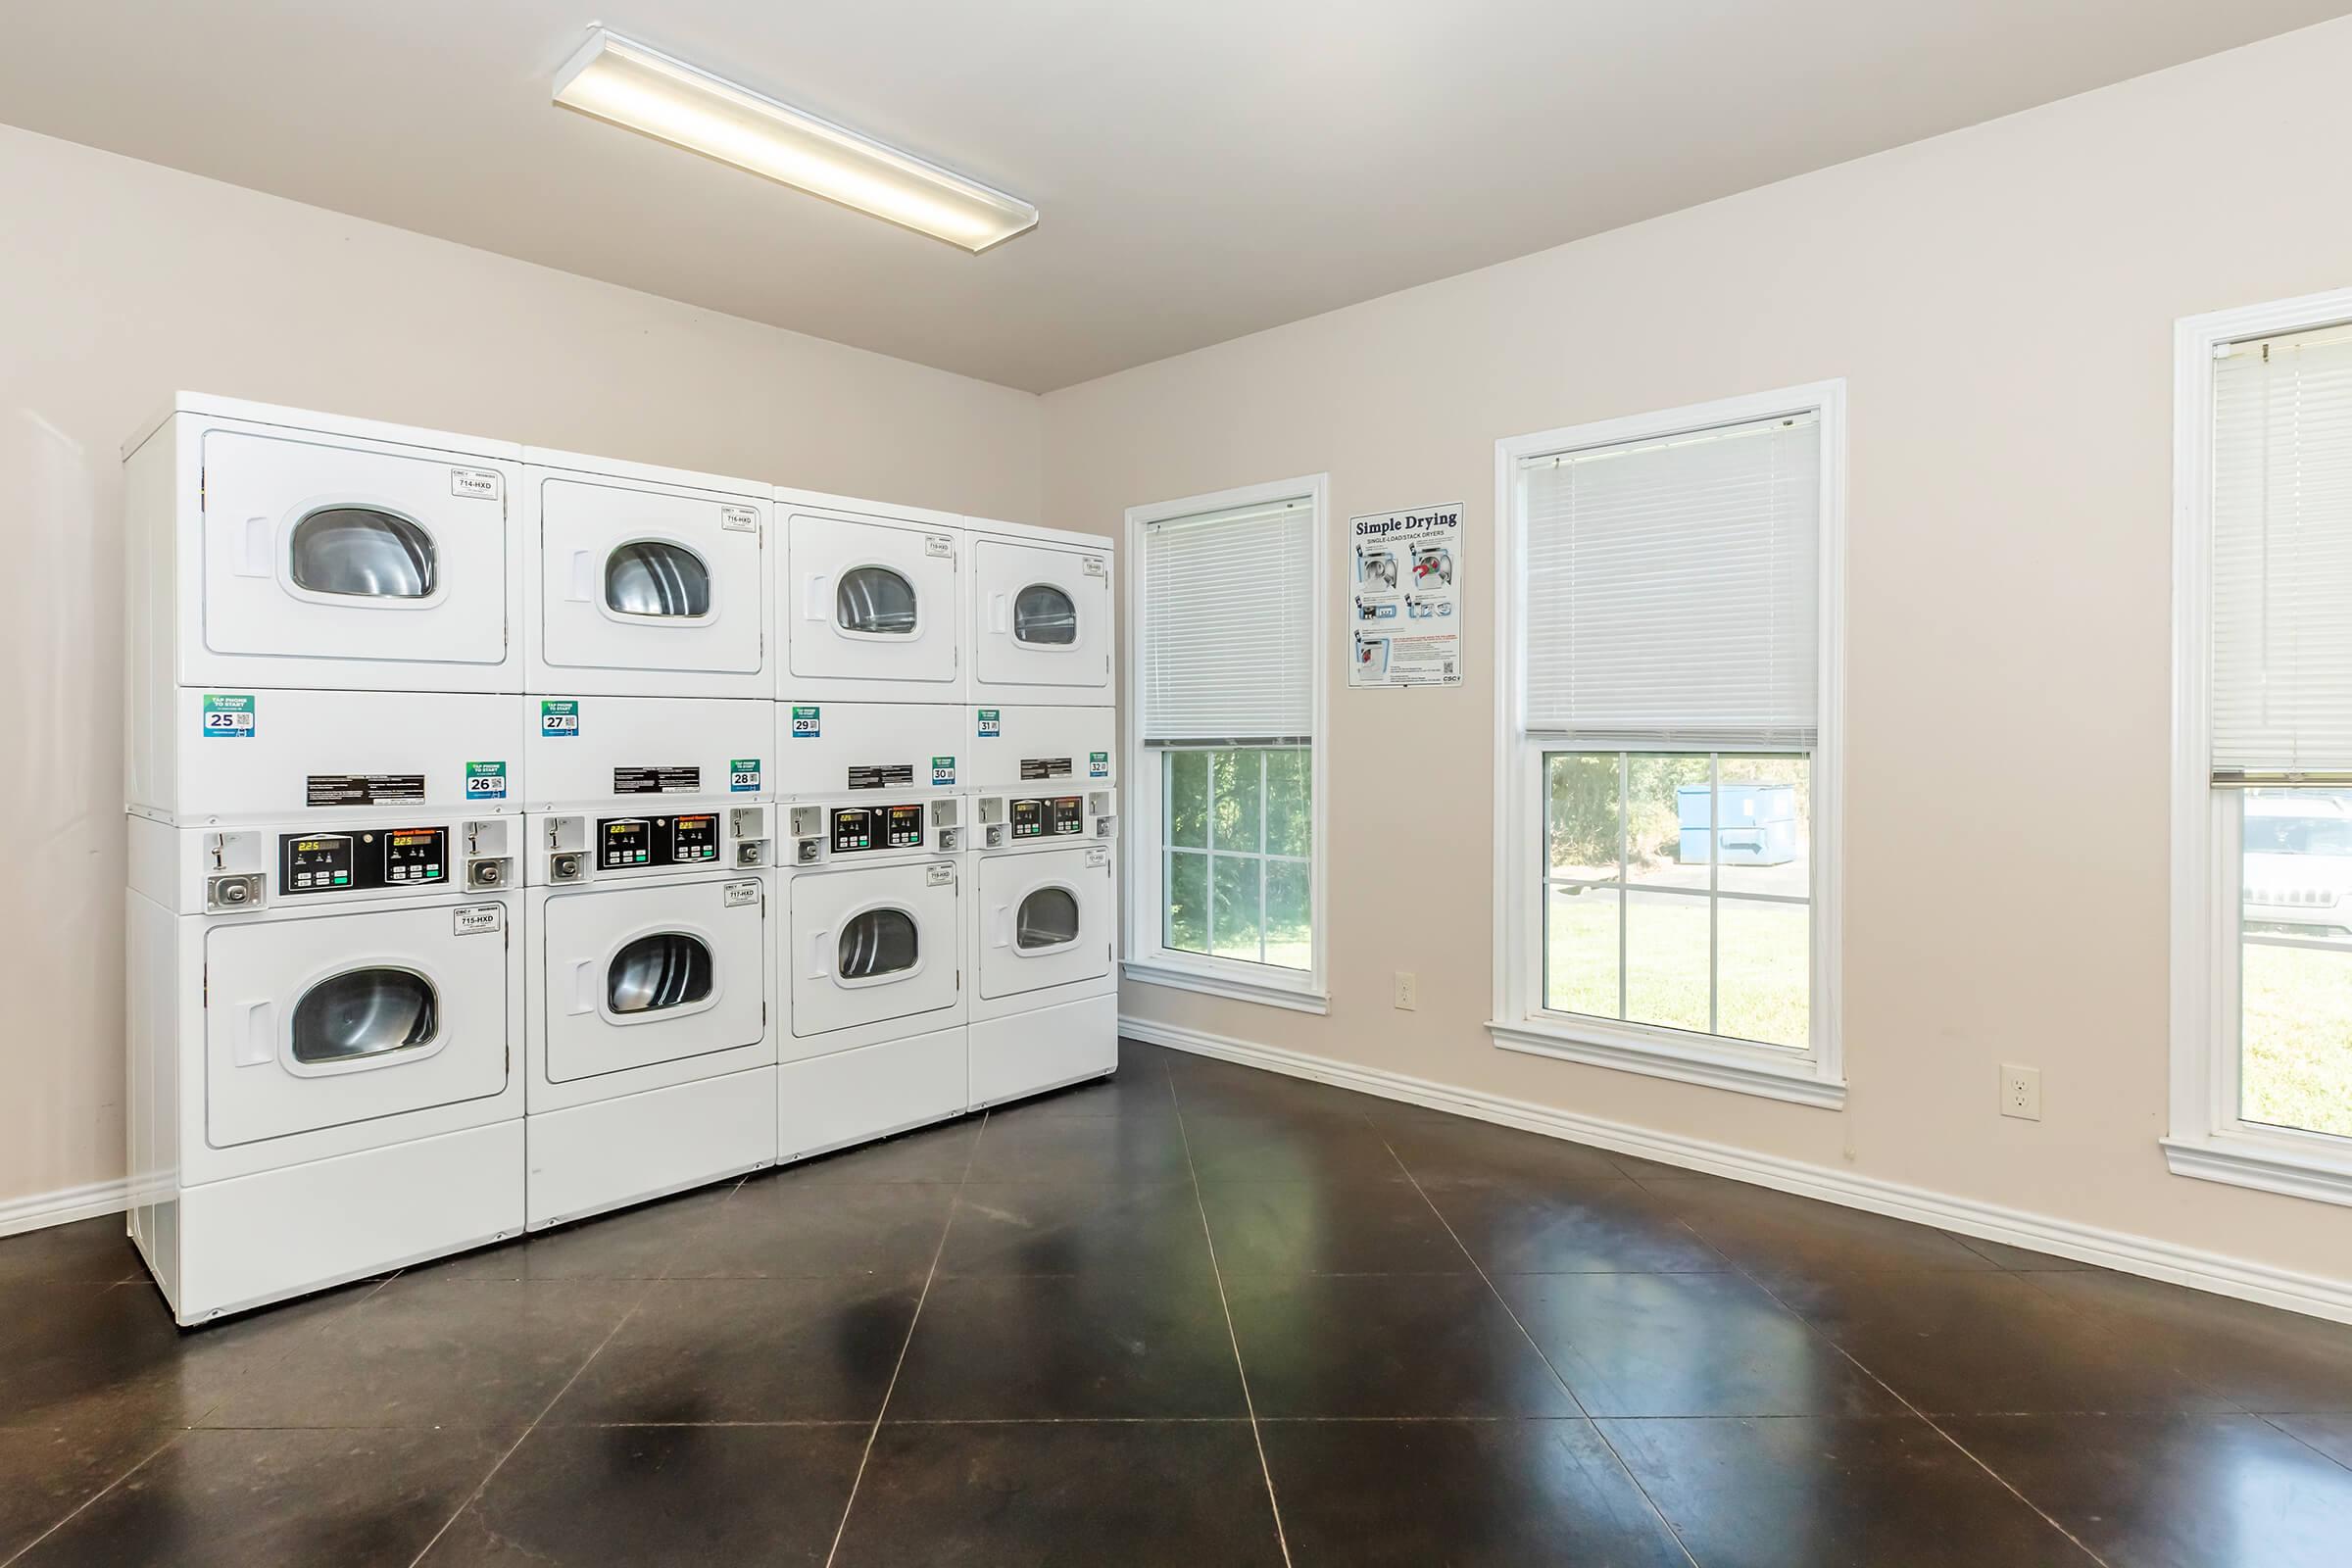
[1140,497,1316,744]
[1520,412,1820,748]
[2211,324,2352,779]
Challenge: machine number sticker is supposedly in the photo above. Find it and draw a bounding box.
[730,759,762,793]
[926,863,955,886]
[923,534,954,559]
[200,693,256,739]
[1086,846,1110,868]
[450,467,503,500]
[722,880,760,907]
[720,505,759,533]
[454,906,503,935]
[540,700,580,738]
[975,709,1001,739]
[789,706,821,739]
[1083,557,1107,577]
[466,760,508,800]
[1089,752,1111,779]
[931,756,956,786]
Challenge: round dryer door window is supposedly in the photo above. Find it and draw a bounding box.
[839,908,919,979]
[837,566,918,636]
[1015,887,1081,950]
[1012,584,1077,646]
[605,541,711,618]
[607,932,714,1014]
[288,507,437,599]
[290,967,439,1063]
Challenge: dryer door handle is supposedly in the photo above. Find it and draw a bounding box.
[807,929,833,980]
[568,959,598,1016]
[988,592,1010,635]
[235,1001,275,1067]
[802,573,831,622]
[993,905,1011,949]
[235,517,274,578]
[566,550,596,603]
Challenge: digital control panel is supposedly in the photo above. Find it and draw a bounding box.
[1009,797,1086,839]
[597,814,721,871]
[832,803,925,854]
[279,827,448,895]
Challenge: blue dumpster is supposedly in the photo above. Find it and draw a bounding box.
[1676,784,1797,865]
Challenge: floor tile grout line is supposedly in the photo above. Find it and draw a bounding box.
[403,1277,660,1567]
[0,1427,187,1568]
[818,1108,986,1568]
[2250,1409,2352,1477]
[1709,1253,2115,1567]
[1168,1054,1296,1568]
[1376,1135,1703,1568]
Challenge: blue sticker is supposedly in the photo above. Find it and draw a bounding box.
[540,700,579,738]
[200,693,256,739]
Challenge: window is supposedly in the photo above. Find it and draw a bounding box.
[1124,477,1328,1010]
[290,968,438,1063]
[605,541,711,618]
[1494,385,1844,1106]
[2171,292,2352,1204]
[288,507,435,598]
[1013,583,1078,645]
[838,907,920,981]
[606,932,714,1014]
[836,565,918,635]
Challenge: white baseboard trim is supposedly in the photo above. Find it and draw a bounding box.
[1121,1014,2352,1326]
[0,1177,130,1240]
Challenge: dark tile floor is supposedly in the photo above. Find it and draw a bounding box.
[5,1039,2352,1565]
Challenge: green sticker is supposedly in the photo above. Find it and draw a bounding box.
[931,755,956,787]
[199,693,256,739]
[789,705,821,740]
[976,709,1001,739]
[465,760,508,800]
[730,758,762,793]
[539,699,580,737]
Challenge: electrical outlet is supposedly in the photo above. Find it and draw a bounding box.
[2000,1064,2041,1121]
[1393,970,1418,1010]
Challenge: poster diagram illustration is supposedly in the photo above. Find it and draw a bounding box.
[1349,503,1463,687]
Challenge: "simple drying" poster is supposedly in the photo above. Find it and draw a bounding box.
[1348,503,1463,687]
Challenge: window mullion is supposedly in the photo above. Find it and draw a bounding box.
[1616,751,1630,1022]
[1709,753,1721,1037]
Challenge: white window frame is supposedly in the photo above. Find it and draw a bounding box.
[1490,383,1846,1108]
[1122,474,1330,1013]
[2168,288,2352,1206]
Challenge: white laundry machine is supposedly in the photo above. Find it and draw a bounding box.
[522,450,769,700]
[522,693,771,847]
[125,687,525,828]
[966,786,1119,1107]
[523,811,775,1229]
[774,489,965,706]
[124,810,525,1325]
[776,791,969,1164]
[963,517,1113,710]
[123,393,521,695]
[963,704,1116,798]
[774,699,968,800]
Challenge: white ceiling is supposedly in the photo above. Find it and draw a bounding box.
[6,2,2344,392]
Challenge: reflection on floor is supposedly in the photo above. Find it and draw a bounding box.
[5,1039,2352,1566]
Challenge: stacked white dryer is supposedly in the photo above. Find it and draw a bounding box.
[960,518,1121,1105]
[122,394,529,1325]
[770,492,974,1163]
[518,451,777,1228]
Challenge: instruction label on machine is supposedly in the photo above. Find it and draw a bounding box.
[1348,503,1463,688]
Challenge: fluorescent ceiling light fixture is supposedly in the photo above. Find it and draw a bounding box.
[554,28,1037,253]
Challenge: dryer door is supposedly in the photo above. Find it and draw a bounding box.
[788,861,959,1039]
[783,512,959,692]
[971,540,1110,701]
[537,478,764,678]
[977,847,1113,1002]
[201,430,509,669]
[204,904,511,1149]
[540,878,766,1082]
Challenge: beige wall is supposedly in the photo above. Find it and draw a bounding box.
[0,123,1041,1214]
[1044,19,2352,1289]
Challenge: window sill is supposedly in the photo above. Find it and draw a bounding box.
[1121,957,1329,1015]
[1489,1016,1845,1109]
[2162,1134,2352,1208]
